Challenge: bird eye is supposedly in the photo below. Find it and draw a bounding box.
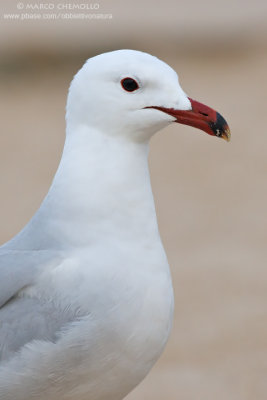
[121,77,139,92]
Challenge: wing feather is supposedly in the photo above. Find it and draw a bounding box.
[0,249,62,308]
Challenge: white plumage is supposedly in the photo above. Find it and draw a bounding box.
[0,49,229,399]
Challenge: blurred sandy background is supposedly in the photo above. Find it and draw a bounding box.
[0,0,267,399]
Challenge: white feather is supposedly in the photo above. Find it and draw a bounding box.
[0,49,192,399]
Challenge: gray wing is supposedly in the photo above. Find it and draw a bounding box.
[0,249,62,308]
[0,248,69,362]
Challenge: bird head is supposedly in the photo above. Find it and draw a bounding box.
[66,50,230,143]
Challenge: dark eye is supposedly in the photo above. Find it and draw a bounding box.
[121,77,139,92]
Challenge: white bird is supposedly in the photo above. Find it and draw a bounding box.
[0,50,230,400]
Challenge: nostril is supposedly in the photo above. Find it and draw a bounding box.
[199,111,209,117]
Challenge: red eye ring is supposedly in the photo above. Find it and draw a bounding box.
[121,77,139,92]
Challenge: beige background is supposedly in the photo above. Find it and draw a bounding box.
[0,0,267,399]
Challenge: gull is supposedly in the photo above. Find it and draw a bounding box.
[0,50,230,400]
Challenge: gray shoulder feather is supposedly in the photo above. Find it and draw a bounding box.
[0,249,62,308]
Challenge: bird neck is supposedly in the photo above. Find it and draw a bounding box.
[40,125,159,247]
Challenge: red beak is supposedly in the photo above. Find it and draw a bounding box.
[146,98,231,141]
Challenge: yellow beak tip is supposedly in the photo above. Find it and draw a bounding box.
[222,128,231,142]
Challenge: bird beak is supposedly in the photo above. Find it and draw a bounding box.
[146,98,231,141]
